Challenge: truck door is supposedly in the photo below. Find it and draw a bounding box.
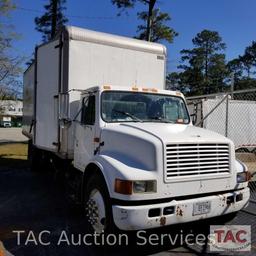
[74,95,96,170]
[35,40,60,150]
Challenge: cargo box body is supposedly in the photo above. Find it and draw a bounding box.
[23,26,166,158]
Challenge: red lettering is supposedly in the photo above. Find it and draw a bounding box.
[214,230,225,242]
[224,230,236,243]
[236,230,247,243]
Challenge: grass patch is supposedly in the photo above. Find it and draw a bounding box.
[0,142,28,169]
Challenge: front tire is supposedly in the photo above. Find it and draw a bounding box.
[84,174,115,234]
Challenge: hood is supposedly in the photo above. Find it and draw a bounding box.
[100,123,236,200]
[112,123,231,145]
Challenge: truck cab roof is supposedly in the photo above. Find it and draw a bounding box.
[80,85,185,99]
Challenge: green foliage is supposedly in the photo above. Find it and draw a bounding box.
[245,41,256,66]
[111,0,136,11]
[35,0,68,42]
[238,41,256,78]
[112,0,176,43]
[136,9,178,43]
[239,54,253,78]
[225,41,256,90]
[227,58,243,81]
[178,30,228,95]
[166,72,188,93]
[169,35,256,95]
[112,0,154,11]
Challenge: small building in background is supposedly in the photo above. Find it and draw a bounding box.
[0,100,23,127]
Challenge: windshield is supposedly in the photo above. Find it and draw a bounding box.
[101,91,190,124]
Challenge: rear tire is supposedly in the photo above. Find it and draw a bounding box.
[28,140,41,172]
[27,140,50,172]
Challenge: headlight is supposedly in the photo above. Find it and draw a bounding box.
[115,179,157,194]
[133,180,157,193]
[237,172,251,183]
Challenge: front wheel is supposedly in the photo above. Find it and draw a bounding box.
[84,174,115,234]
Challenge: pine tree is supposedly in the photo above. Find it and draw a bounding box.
[178,30,227,95]
[35,0,68,42]
[112,0,177,43]
[136,8,177,43]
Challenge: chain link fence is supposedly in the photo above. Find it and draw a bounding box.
[187,89,256,204]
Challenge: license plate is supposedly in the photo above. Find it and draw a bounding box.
[193,201,211,216]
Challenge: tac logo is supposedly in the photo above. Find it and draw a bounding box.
[210,225,251,252]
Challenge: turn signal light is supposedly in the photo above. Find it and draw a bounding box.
[114,179,133,195]
[115,179,157,194]
[237,171,252,183]
[103,85,111,90]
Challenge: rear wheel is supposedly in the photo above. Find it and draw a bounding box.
[28,140,41,172]
[84,174,115,234]
[27,140,50,172]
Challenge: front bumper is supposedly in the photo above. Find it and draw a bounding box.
[112,187,250,230]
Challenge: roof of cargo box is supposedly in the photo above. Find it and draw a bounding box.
[62,26,167,56]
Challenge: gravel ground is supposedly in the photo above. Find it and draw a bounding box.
[0,128,28,143]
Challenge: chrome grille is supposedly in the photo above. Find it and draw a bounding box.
[165,143,230,179]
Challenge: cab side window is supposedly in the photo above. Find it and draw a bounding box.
[81,95,95,125]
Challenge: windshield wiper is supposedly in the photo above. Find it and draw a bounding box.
[112,109,143,122]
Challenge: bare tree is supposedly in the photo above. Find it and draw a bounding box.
[0,0,24,99]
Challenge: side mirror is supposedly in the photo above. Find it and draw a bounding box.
[59,93,70,120]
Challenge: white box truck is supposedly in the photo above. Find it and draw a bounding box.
[23,26,250,233]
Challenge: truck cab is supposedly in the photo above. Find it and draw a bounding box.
[71,85,250,232]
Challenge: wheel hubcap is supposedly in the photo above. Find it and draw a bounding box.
[86,189,106,233]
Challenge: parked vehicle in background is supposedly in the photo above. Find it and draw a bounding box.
[23,26,250,233]
[1,117,12,128]
[0,100,23,128]
[3,122,11,128]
